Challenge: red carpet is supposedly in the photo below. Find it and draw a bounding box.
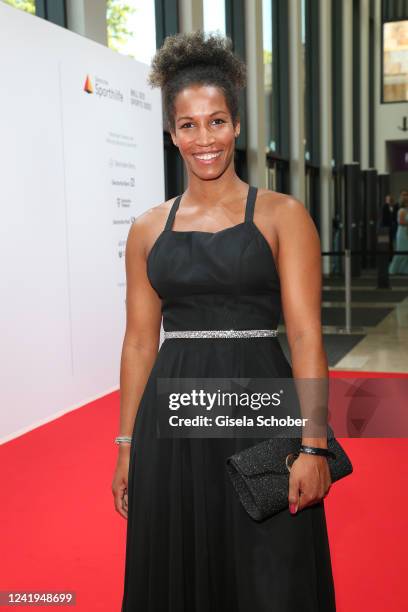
[1,370,407,611]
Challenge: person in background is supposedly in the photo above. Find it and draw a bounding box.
[381,193,399,257]
[389,194,408,275]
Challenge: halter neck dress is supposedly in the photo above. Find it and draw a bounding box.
[121,185,336,611]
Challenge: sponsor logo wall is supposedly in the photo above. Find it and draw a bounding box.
[0,3,164,442]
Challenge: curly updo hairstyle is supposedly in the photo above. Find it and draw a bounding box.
[147,29,247,133]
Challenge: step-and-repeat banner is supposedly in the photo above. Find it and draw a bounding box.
[0,3,164,442]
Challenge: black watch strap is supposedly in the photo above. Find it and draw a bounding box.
[300,445,336,460]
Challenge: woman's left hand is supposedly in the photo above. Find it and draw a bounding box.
[288,453,332,514]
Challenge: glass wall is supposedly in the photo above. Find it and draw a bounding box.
[383,20,408,102]
[303,0,321,228]
[301,0,308,161]
[263,0,290,193]
[203,0,226,36]
[1,0,35,13]
[107,0,156,65]
[263,0,274,152]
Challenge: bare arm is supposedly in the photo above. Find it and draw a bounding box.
[275,196,331,513]
[277,197,328,445]
[118,215,162,450]
[112,210,164,519]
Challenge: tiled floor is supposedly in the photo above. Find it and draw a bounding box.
[323,273,408,373]
[278,272,408,373]
[331,296,408,372]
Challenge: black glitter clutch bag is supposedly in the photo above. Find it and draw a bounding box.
[225,426,353,521]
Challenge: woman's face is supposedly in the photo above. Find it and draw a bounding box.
[400,191,408,206]
[170,84,240,180]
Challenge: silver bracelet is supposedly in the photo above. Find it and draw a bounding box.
[115,435,132,445]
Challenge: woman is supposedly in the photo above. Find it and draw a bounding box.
[389,196,408,275]
[113,31,336,611]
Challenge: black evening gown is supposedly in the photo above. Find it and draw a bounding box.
[121,185,336,611]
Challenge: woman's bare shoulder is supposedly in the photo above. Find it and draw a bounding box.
[126,196,178,256]
[256,189,309,223]
[132,196,177,231]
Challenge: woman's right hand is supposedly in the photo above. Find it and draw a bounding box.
[112,446,131,519]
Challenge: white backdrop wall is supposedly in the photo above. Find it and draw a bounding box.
[0,3,165,442]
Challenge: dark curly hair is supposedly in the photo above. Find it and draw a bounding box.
[147,29,247,133]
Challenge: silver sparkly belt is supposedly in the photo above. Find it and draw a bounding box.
[163,329,278,339]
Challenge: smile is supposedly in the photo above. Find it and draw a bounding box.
[193,151,222,163]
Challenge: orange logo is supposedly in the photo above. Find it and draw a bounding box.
[84,75,93,94]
